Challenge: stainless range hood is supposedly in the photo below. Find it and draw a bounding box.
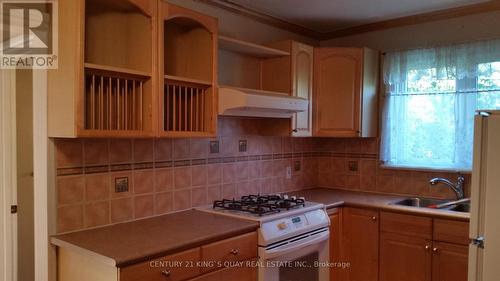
[218,86,308,118]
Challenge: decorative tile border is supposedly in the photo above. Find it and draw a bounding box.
[55,152,320,176]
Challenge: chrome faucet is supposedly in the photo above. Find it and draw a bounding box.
[429,175,465,199]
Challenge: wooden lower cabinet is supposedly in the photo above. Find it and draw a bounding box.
[379,212,469,281]
[432,242,468,281]
[379,232,432,281]
[329,208,343,281]
[121,248,201,281]
[342,208,379,281]
[188,265,256,281]
[200,232,257,272]
[57,232,258,281]
[331,209,469,281]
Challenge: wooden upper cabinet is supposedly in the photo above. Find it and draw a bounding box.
[291,42,314,137]
[342,208,379,281]
[313,47,378,137]
[48,0,158,138]
[159,3,218,137]
[263,40,313,137]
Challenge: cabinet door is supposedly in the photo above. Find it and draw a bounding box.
[432,242,468,281]
[380,232,432,281]
[313,48,363,137]
[291,42,313,137]
[343,208,378,281]
[329,209,343,281]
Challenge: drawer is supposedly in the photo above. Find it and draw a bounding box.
[433,219,470,245]
[380,212,432,239]
[188,265,257,281]
[201,232,257,272]
[120,248,200,281]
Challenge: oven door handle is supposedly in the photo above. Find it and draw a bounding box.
[262,230,329,259]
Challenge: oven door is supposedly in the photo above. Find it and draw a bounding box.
[258,228,329,281]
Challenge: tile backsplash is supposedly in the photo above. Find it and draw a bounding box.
[54,118,317,233]
[54,118,471,233]
[313,138,471,199]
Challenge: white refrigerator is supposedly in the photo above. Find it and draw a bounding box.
[468,110,500,281]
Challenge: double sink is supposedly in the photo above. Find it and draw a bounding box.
[391,197,470,213]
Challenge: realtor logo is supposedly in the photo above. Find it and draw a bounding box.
[0,0,58,69]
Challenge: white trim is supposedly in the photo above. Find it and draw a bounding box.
[1,69,18,281]
[33,70,49,281]
[380,164,472,174]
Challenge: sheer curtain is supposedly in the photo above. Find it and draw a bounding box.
[381,39,500,171]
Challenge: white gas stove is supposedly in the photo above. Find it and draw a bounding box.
[197,194,330,281]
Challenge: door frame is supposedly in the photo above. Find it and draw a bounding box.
[33,70,50,281]
[1,69,18,281]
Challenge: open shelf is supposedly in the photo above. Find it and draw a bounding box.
[219,36,290,58]
[219,85,290,97]
[164,17,213,82]
[85,63,151,78]
[164,75,212,87]
[85,0,153,74]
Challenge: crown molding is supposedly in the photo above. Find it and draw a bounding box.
[196,0,322,39]
[321,0,500,40]
[198,0,500,41]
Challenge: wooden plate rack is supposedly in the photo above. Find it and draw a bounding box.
[84,66,150,131]
[163,77,211,133]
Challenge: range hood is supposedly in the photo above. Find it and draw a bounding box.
[218,86,308,118]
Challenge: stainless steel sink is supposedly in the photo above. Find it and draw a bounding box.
[446,203,471,213]
[390,197,471,213]
[391,197,450,208]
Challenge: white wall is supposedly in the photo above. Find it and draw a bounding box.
[166,0,318,45]
[321,10,500,51]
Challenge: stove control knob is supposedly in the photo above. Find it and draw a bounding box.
[283,195,289,199]
[277,222,288,230]
[291,196,297,200]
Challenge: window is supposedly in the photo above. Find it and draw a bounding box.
[382,40,500,170]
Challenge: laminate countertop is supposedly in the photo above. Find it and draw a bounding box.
[290,188,470,221]
[51,209,259,267]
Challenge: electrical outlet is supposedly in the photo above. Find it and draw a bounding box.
[209,140,219,154]
[286,166,292,179]
[294,160,301,171]
[348,161,359,172]
[238,140,247,152]
[115,177,129,193]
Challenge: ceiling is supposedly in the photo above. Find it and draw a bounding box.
[225,0,491,32]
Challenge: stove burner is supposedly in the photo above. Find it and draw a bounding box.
[213,194,305,216]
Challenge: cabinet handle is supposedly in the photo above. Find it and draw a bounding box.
[424,245,430,251]
[371,216,377,221]
[432,247,439,253]
[161,269,171,277]
[230,249,239,255]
